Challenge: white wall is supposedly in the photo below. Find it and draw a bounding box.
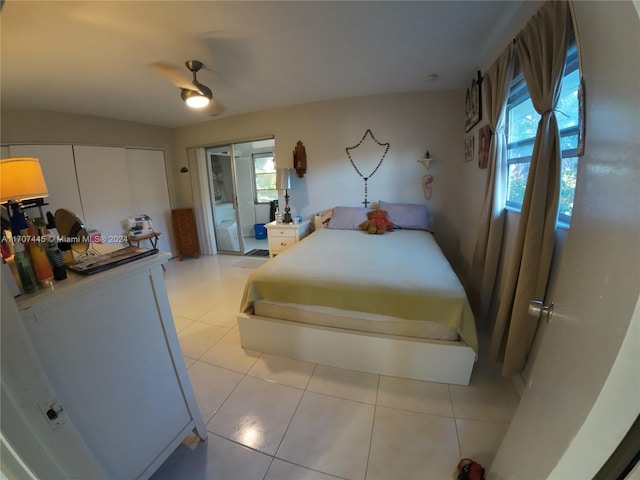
[172,90,472,269]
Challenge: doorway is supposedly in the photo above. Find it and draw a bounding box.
[205,138,274,254]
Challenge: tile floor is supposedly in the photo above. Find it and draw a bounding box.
[150,254,520,480]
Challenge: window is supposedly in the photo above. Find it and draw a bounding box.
[253,153,277,203]
[505,40,580,225]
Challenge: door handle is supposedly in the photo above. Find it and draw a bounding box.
[528,300,555,323]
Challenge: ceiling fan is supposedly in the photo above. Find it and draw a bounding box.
[151,60,225,115]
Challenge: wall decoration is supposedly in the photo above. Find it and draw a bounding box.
[293,140,307,177]
[464,136,475,163]
[417,152,435,200]
[478,124,491,169]
[422,175,434,200]
[346,129,390,207]
[464,71,483,132]
[417,150,434,170]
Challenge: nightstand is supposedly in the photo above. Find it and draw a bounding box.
[266,220,310,258]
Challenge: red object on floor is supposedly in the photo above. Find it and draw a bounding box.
[456,458,485,480]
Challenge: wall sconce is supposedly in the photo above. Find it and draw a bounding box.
[293,141,307,178]
[417,151,435,170]
[0,157,50,235]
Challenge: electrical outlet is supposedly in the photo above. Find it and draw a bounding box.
[37,399,65,430]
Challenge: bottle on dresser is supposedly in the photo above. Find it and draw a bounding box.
[21,221,55,289]
[13,241,38,294]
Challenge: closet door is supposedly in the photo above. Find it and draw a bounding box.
[125,149,174,254]
[8,145,84,224]
[73,146,131,246]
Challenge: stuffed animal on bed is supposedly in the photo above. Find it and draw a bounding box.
[358,209,394,234]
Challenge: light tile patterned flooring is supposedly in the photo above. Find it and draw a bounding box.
[151,254,520,480]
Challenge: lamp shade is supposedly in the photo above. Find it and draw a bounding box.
[0,157,49,203]
[276,168,294,190]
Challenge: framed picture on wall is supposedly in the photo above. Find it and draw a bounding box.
[464,71,483,132]
[478,124,491,169]
[464,136,474,162]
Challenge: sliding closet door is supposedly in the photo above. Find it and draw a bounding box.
[125,149,173,254]
[73,145,131,246]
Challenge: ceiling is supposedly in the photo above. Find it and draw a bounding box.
[0,1,541,129]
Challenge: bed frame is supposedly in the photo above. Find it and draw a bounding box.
[237,311,476,385]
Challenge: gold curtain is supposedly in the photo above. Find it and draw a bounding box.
[467,43,515,325]
[490,0,571,376]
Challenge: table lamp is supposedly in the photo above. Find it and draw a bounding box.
[0,157,50,236]
[276,168,295,224]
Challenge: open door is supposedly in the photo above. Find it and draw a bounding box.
[489,3,639,478]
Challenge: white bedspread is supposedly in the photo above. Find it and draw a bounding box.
[240,228,477,352]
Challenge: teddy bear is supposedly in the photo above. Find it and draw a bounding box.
[358,209,394,234]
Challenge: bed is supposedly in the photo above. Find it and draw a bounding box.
[238,205,478,385]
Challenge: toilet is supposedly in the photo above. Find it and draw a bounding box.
[215,220,239,251]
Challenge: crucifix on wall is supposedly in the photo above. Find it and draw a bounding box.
[345,129,390,207]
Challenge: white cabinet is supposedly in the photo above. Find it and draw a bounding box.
[266,220,310,258]
[15,253,206,479]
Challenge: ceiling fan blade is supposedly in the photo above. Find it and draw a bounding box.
[150,62,193,90]
[208,98,226,116]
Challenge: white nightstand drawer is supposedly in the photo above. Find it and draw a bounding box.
[270,237,296,252]
[270,228,296,238]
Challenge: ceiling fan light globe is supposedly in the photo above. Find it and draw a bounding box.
[186,95,210,108]
[181,88,211,108]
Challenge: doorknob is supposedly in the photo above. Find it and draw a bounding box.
[528,300,555,323]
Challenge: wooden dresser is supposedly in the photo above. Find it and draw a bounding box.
[172,208,200,260]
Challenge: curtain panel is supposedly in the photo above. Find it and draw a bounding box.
[188,147,216,255]
[467,43,515,326]
[490,0,571,376]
